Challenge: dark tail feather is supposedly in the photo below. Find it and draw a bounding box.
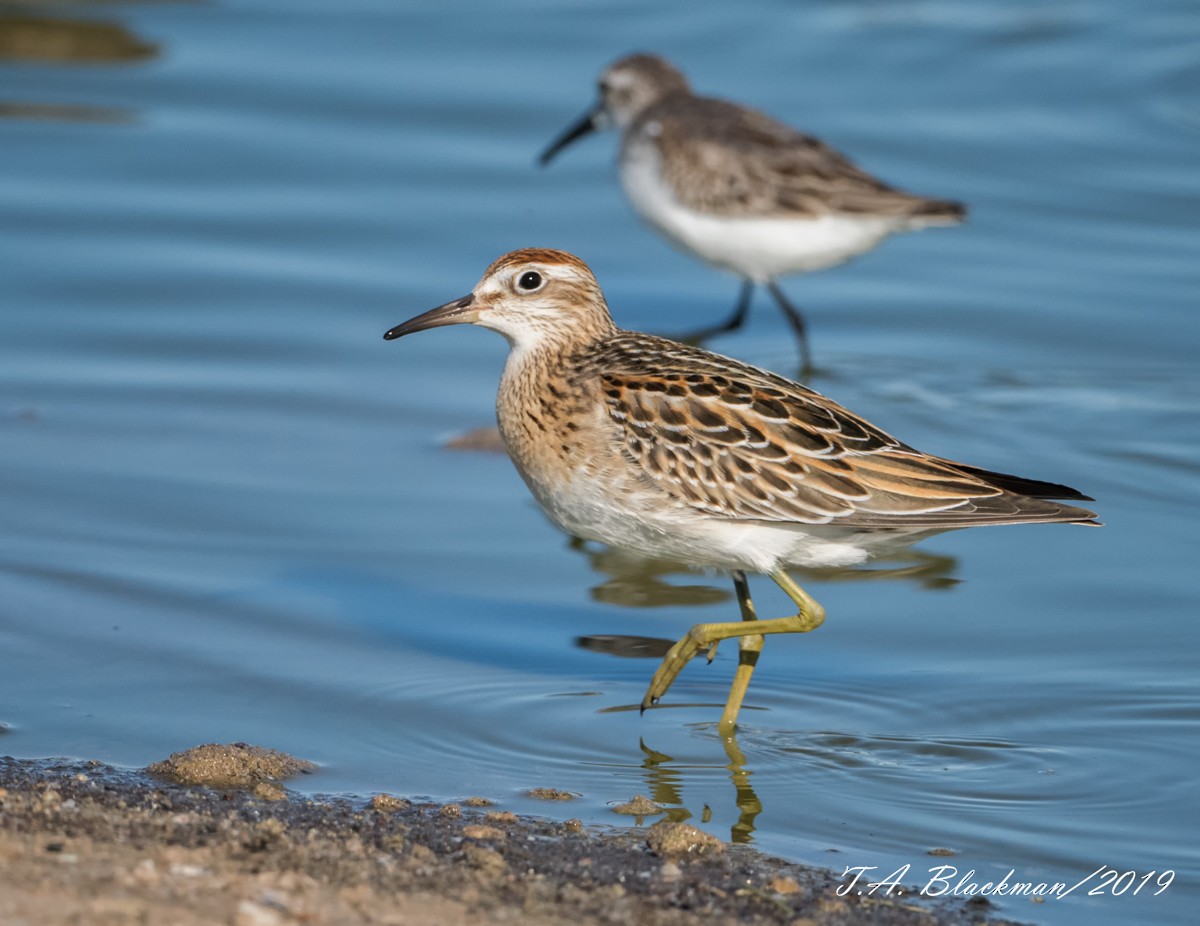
[912,197,967,223]
[951,462,1094,502]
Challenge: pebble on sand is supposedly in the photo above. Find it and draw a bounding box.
[145,744,315,791]
[645,821,724,858]
[611,794,664,816]
[525,787,578,801]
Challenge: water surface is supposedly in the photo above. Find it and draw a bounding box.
[2,2,1198,925]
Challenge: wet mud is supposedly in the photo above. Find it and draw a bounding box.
[0,747,1027,925]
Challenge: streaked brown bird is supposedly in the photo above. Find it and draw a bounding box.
[385,249,1096,733]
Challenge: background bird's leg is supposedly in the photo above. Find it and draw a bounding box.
[641,569,826,730]
[718,571,765,735]
[765,281,813,375]
[673,280,754,345]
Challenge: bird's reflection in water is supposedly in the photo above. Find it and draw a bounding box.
[569,538,733,609]
[574,534,957,660]
[573,537,958,843]
[571,535,957,614]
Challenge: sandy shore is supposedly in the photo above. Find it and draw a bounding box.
[0,747,1025,925]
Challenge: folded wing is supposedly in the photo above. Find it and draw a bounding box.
[590,335,1097,529]
[646,96,966,223]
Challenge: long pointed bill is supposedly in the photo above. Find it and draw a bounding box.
[538,104,601,166]
[383,294,478,340]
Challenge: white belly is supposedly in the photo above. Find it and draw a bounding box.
[528,463,925,574]
[619,143,902,281]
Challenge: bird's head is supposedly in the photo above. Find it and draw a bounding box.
[384,248,616,353]
[539,53,689,164]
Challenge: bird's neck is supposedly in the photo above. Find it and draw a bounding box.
[495,329,608,482]
[499,332,591,412]
[498,314,614,387]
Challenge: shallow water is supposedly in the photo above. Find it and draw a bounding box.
[2,1,1198,924]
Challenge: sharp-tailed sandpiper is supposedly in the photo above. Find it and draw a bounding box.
[539,53,966,370]
[384,249,1096,734]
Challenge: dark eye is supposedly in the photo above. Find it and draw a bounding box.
[518,271,543,291]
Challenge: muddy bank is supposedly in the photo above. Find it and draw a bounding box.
[0,750,1026,926]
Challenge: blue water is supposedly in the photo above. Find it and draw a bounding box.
[2,2,1198,924]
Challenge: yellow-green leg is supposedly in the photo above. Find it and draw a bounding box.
[719,571,764,734]
[641,568,826,732]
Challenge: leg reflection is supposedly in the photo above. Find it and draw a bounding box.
[636,733,764,844]
[721,730,762,844]
[638,739,688,822]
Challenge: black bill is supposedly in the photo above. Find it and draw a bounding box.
[538,104,601,166]
[383,294,477,340]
